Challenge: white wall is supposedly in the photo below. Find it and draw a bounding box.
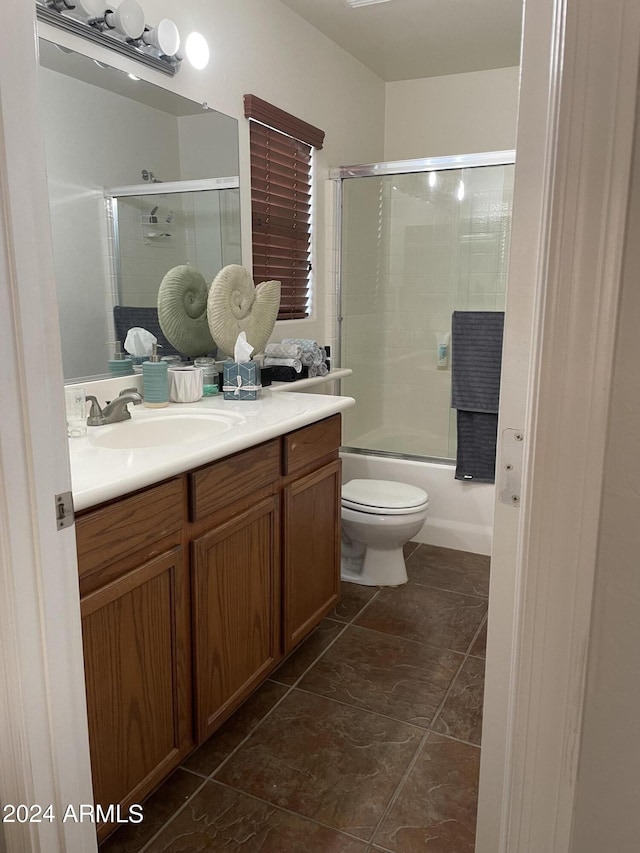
[384,67,520,160]
[569,91,640,853]
[178,111,239,180]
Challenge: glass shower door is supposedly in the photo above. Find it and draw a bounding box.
[339,161,514,461]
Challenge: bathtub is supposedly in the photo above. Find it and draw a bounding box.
[340,451,494,556]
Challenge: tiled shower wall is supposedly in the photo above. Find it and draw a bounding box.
[115,190,241,308]
[341,164,514,459]
[116,196,190,307]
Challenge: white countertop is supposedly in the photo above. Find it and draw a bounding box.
[69,389,355,512]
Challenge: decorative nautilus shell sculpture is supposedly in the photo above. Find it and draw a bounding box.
[157,265,216,357]
[207,264,281,357]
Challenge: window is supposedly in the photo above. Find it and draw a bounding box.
[244,95,325,320]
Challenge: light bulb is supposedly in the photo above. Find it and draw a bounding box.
[105,0,145,39]
[74,0,106,16]
[143,18,180,56]
[185,32,209,70]
[457,179,465,201]
[428,171,437,188]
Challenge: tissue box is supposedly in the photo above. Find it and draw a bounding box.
[223,360,262,400]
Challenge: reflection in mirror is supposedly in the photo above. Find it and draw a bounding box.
[37,38,241,382]
[107,180,240,354]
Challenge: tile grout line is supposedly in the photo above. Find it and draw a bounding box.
[425,728,483,751]
[429,639,475,732]
[404,581,490,606]
[430,612,487,742]
[346,616,483,658]
[467,611,488,657]
[367,729,431,850]
[292,683,440,733]
[136,776,210,853]
[212,777,383,847]
[406,578,490,600]
[335,585,382,626]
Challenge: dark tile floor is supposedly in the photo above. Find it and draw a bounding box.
[101,542,490,853]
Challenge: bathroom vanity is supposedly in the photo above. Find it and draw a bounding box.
[69,391,352,841]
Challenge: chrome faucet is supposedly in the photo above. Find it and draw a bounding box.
[86,388,143,426]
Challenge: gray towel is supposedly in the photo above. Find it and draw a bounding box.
[451,311,504,483]
[451,311,504,413]
[455,411,499,483]
[114,305,182,357]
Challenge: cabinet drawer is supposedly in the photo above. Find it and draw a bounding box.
[189,439,280,523]
[75,478,184,579]
[283,415,341,477]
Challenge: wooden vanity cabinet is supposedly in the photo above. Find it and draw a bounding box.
[75,414,343,837]
[282,416,342,653]
[188,440,282,743]
[75,478,191,843]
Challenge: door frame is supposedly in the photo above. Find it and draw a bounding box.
[0,3,97,851]
[477,0,640,850]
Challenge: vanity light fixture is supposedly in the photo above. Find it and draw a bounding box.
[36,0,184,76]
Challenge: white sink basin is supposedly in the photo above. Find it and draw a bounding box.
[89,412,243,450]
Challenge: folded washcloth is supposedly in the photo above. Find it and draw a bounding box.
[264,356,302,372]
[282,338,318,351]
[316,362,329,376]
[282,338,326,366]
[264,342,303,359]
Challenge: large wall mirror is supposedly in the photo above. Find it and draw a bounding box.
[38,38,241,382]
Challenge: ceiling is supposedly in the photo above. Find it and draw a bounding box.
[278,0,523,82]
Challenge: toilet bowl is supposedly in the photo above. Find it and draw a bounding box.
[341,479,429,586]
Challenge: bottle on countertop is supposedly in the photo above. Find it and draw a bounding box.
[108,340,134,377]
[142,343,169,408]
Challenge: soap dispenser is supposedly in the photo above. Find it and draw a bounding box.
[142,343,169,408]
[108,341,134,377]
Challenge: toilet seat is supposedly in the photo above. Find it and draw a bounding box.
[342,479,429,516]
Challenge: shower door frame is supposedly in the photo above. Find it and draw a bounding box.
[104,174,240,314]
[330,150,516,464]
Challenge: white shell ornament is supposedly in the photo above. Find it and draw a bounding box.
[207,264,281,357]
[157,265,216,357]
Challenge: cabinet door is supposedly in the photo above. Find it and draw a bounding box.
[80,546,191,836]
[283,459,341,653]
[192,495,280,742]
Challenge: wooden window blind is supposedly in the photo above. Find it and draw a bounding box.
[244,95,325,321]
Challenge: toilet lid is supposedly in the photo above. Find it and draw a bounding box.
[342,479,429,515]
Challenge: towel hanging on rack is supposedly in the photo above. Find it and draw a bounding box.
[451,311,505,483]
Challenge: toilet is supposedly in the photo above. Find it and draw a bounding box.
[341,479,429,586]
